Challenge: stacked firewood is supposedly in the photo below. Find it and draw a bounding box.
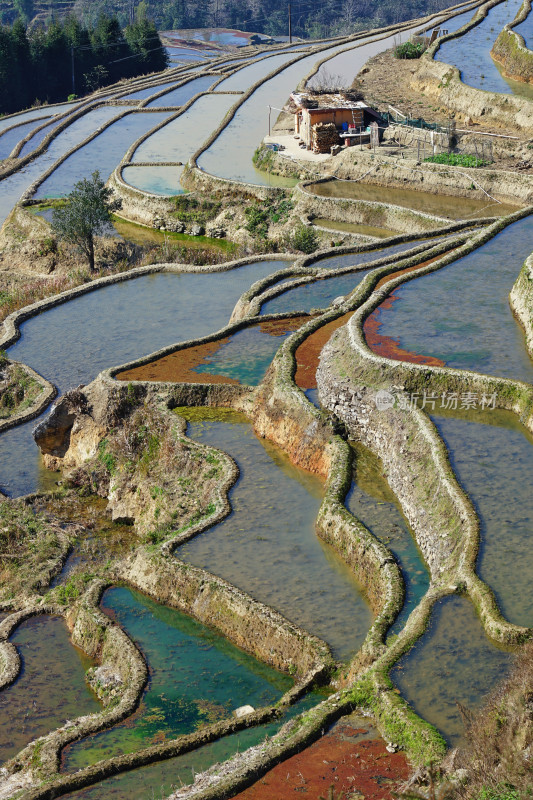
[311,122,340,153]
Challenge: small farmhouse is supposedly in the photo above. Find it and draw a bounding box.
[290,91,383,153]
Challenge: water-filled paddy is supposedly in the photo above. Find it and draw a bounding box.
[132,94,237,164]
[122,80,182,101]
[259,240,446,315]
[0,615,99,765]
[121,164,185,195]
[306,180,520,220]
[63,586,291,768]
[512,5,533,46]
[177,409,373,659]
[392,595,511,745]
[170,28,254,45]
[372,216,533,382]
[36,112,172,198]
[0,117,51,159]
[1,261,288,496]
[60,693,321,800]
[116,316,310,386]
[0,103,75,134]
[431,409,533,628]
[199,32,419,185]
[0,105,123,226]
[18,115,70,158]
[313,218,399,238]
[436,0,533,96]
[216,53,299,91]
[145,76,216,107]
[260,268,375,314]
[346,442,429,634]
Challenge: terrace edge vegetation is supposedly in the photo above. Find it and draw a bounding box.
[1,1,533,799]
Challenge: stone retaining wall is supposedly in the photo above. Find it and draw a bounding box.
[296,184,450,232]
[411,0,533,131]
[490,0,533,84]
[509,250,533,355]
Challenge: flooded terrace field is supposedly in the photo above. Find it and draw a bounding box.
[306,180,521,220]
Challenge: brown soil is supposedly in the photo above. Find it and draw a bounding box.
[356,49,454,126]
[117,316,311,385]
[232,714,409,800]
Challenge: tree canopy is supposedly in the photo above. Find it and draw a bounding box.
[0,11,167,114]
[51,171,122,272]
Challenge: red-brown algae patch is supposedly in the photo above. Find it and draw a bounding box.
[116,317,310,385]
[232,714,409,800]
[295,312,355,390]
[364,257,449,368]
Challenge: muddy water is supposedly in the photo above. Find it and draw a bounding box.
[346,442,430,634]
[177,409,373,659]
[314,218,400,238]
[436,0,533,96]
[117,316,310,385]
[392,596,511,746]
[122,164,186,195]
[307,181,520,220]
[0,105,123,226]
[0,615,99,765]
[431,409,533,628]
[111,216,231,251]
[1,261,288,497]
[36,112,172,198]
[145,76,216,107]
[60,693,321,800]
[199,33,423,185]
[132,94,237,164]
[374,216,533,383]
[63,586,291,768]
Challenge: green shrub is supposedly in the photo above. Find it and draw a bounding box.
[395,41,426,59]
[291,225,319,254]
[424,152,490,167]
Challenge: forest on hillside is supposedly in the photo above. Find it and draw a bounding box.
[3,0,462,39]
[0,10,167,114]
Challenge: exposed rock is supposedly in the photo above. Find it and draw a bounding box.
[233,705,255,718]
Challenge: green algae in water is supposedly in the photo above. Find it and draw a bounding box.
[0,616,100,765]
[60,692,322,800]
[176,411,373,660]
[431,408,533,628]
[62,587,291,770]
[346,442,430,635]
[194,319,309,385]
[391,595,511,747]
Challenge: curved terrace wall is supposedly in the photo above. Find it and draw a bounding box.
[491,0,533,83]
[412,0,533,131]
[314,210,533,649]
